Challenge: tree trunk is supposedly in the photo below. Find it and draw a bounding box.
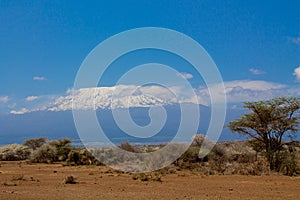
[265,143,276,171]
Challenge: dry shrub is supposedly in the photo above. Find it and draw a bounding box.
[132,172,162,182]
[192,134,206,146]
[175,146,202,169]
[207,142,256,164]
[197,155,270,176]
[30,144,57,163]
[250,156,270,175]
[119,142,137,153]
[30,138,72,163]
[2,182,17,186]
[174,140,271,175]
[277,145,299,176]
[155,165,178,175]
[11,174,25,181]
[66,149,100,166]
[64,175,77,184]
[90,147,122,166]
[144,143,188,172]
[0,144,31,161]
[204,142,268,175]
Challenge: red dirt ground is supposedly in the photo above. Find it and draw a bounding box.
[0,161,299,200]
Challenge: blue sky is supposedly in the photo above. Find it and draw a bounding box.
[0,0,299,114]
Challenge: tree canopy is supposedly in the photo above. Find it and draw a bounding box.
[228,97,300,170]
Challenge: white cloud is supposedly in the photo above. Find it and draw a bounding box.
[33,76,47,81]
[0,96,9,103]
[293,66,300,81]
[8,103,16,109]
[26,96,39,101]
[231,105,239,109]
[10,108,30,115]
[224,80,285,91]
[196,80,288,104]
[177,72,193,79]
[288,37,300,45]
[249,68,265,75]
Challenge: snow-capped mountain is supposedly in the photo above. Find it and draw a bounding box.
[48,85,195,111]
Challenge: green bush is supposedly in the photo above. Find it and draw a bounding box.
[30,138,72,163]
[30,144,57,163]
[48,138,72,161]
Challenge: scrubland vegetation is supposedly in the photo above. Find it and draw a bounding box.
[0,137,99,166]
[0,135,299,178]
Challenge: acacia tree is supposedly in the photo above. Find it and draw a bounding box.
[23,137,47,150]
[228,97,300,170]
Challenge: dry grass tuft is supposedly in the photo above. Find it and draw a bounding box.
[64,175,78,184]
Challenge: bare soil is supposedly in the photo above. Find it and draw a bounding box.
[0,161,299,200]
